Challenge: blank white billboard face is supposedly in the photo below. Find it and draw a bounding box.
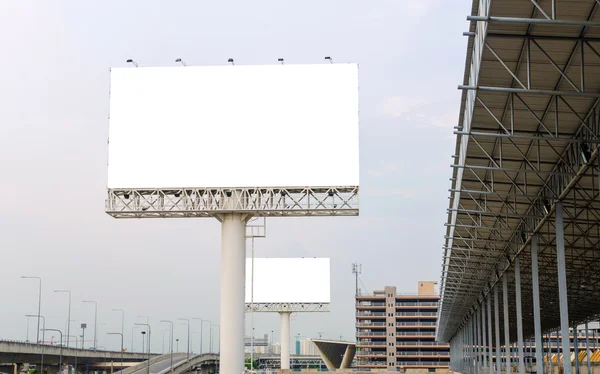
[107,64,359,189]
[245,258,330,304]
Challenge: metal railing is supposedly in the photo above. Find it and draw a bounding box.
[357,302,385,307]
[357,341,387,346]
[356,311,386,316]
[397,361,449,366]
[396,332,436,336]
[356,332,386,336]
[356,352,386,357]
[396,322,436,326]
[396,312,437,316]
[356,321,386,326]
[357,361,386,367]
[396,341,449,346]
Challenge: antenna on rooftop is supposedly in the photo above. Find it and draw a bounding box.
[352,263,362,296]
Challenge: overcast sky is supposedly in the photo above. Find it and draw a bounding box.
[0,0,470,352]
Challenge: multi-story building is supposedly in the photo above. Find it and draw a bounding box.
[356,281,450,371]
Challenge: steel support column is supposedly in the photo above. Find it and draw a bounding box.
[531,235,544,374]
[482,304,487,374]
[503,273,511,373]
[495,285,501,374]
[586,323,591,374]
[556,201,572,374]
[575,328,579,374]
[488,296,493,374]
[515,256,525,374]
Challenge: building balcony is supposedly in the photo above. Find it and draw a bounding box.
[396,351,450,358]
[356,301,385,307]
[356,351,387,357]
[395,302,439,307]
[396,341,449,347]
[396,312,437,317]
[356,311,386,318]
[396,322,437,327]
[356,331,386,337]
[396,331,436,337]
[356,321,386,327]
[356,361,387,368]
[397,361,449,367]
[357,341,387,346]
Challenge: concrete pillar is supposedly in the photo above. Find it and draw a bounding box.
[280,312,291,370]
[515,256,525,374]
[531,235,544,374]
[503,273,511,373]
[220,213,247,374]
[556,201,572,374]
[494,285,501,374]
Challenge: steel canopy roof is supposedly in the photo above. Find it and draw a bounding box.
[439,0,600,343]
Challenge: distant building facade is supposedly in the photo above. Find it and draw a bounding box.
[355,281,450,370]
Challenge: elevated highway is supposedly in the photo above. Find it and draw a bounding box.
[0,340,154,372]
[122,354,219,374]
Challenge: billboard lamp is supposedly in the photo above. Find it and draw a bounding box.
[278,58,284,65]
[324,56,333,64]
[175,58,186,67]
[126,59,139,68]
[228,58,234,66]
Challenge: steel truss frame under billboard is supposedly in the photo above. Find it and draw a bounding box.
[106,187,358,218]
[245,303,330,313]
[440,1,600,374]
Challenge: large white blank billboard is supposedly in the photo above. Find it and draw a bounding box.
[107,64,359,189]
[245,258,330,304]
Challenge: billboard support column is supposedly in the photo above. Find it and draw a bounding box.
[280,312,291,370]
[220,213,249,374]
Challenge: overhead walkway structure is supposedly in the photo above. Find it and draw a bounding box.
[441,0,600,374]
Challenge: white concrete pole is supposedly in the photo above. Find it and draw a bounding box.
[280,312,291,370]
[220,213,247,374]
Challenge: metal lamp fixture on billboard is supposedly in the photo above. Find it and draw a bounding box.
[245,258,331,370]
[105,62,359,374]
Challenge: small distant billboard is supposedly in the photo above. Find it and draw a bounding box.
[245,258,330,305]
[107,64,359,189]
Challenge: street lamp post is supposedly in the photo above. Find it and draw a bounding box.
[82,301,98,348]
[131,326,139,352]
[141,332,146,355]
[26,315,45,374]
[81,324,87,349]
[22,276,42,343]
[54,290,71,348]
[112,309,125,351]
[177,319,190,362]
[42,328,62,373]
[134,323,151,374]
[212,325,220,354]
[66,335,79,374]
[107,332,124,371]
[192,318,209,354]
[160,320,174,374]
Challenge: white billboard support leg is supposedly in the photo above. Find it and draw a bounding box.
[280,312,291,370]
[220,213,248,374]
